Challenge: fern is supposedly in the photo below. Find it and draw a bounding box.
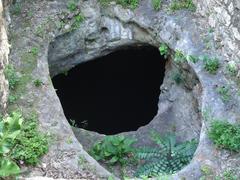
[135,133,197,177]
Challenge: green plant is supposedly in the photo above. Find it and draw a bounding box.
[8,94,18,104]
[0,111,23,177]
[152,0,162,11]
[159,43,169,59]
[99,0,139,9]
[170,0,196,12]
[33,79,43,87]
[203,56,219,74]
[186,55,198,63]
[10,3,21,15]
[208,120,240,152]
[67,1,78,12]
[216,86,231,102]
[222,170,238,180]
[11,113,48,165]
[135,132,197,177]
[71,13,84,31]
[90,135,136,166]
[174,50,185,63]
[4,65,20,90]
[226,61,238,77]
[30,47,39,57]
[172,72,183,85]
[69,119,77,127]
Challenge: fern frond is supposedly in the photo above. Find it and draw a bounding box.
[136,147,165,160]
[135,159,168,177]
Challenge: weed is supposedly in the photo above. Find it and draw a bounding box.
[203,56,219,74]
[186,55,198,63]
[135,132,197,177]
[172,71,183,85]
[90,135,136,166]
[170,0,196,12]
[208,120,240,152]
[69,119,77,127]
[0,111,23,177]
[4,65,20,90]
[159,43,169,59]
[8,94,18,104]
[99,0,139,9]
[33,79,43,87]
[222,170,238,180]
[10,3,21,15]
[30,47,39,57]
[10,113,49,165]
[216,86,231,102]
[226,61,238,77]
[67,1,78,12]
[174,50,185,63]
[71,13,84,31]
[152,0,162,11]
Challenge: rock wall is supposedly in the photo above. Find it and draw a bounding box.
[196,0,240,61]
[0,0,9,114]
[6,0,240,179]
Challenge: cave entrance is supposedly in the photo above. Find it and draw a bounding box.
[51,46,166,135]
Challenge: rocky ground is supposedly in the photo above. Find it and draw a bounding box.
[0,0,240,179]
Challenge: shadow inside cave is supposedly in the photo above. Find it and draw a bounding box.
[51,46,166,135]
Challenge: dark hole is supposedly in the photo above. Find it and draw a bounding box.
[51,46,166,135]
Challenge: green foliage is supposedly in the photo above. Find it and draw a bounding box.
[4,65,20,90]
[172,72,183,85]
[30,47,39,57]
[226,61,238,77]
[174,50,185,63]
[99,0,139,9]
[203,56,219,74]
[186,55,198,63]
[222,170,238,180]
[159,43,169,59]
[33,79,43,87]
[71,13,85,31]
[11,114,49,165]
[216,86,231,102]
[152,0,162,11]
[208,121,240,152]
[135,132,197,177]
[8,94,18,104]
[0,112,23,177]
[10,3,21,15]
[67,1,78,12]
[170,0,196,12]
[90,135,136,166]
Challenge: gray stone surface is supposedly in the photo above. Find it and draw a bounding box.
[3,0,240,179]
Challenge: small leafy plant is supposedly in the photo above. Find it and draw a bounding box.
[4,65,20,90]
[208,120,240,152]
[159,43,169,59]
[90,135,136,166]
[203,56,219,74]
[33,79,43,87]
[99,0,139,9]
[0,112,23,177]
[216,86,231,102]
[152,0,162,11]
[174,50,185,63]
[170,0,196,12]
[226,61,238,77]
[67,1,78,12]
[172,71,183,85]
[135,132,197,177]
[11,113,49,165]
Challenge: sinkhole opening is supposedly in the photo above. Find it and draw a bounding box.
[52,46,166,135]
